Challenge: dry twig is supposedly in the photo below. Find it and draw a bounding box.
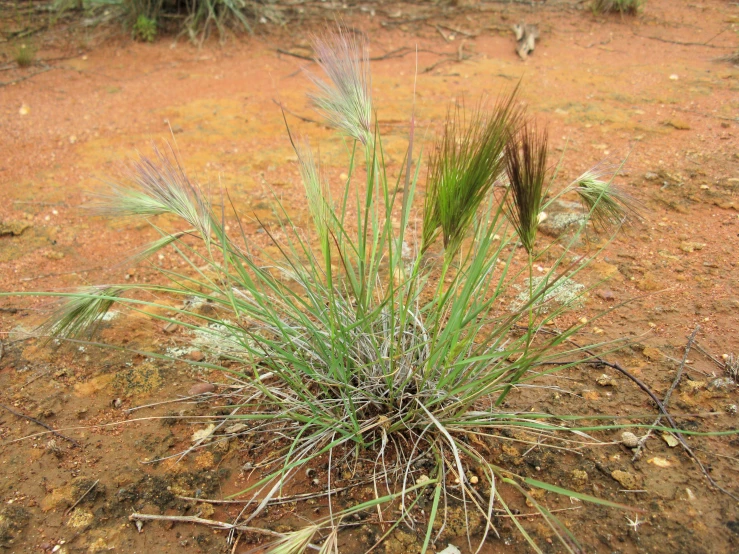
[529,325,739,500]
[272,98,321,125]
[631,326,700,461]
[0,402,80,447]
[632,32,732,49]
[128,512,321,550]
[65,479,99,516]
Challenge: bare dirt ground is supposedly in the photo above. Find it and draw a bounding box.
[1,0,738,552]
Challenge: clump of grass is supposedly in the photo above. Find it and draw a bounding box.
[121,0,280,43]
[14,43,36,68]
[132,14,157,42]
[14,27,648,553]
[592,0,643,15]
[717,49,739,65]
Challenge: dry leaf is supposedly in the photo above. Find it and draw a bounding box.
[661,433,679,448]
[647,456,672,468]
[225,423,248,434]
[192,423,216,443]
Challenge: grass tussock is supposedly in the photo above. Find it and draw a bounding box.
[718,49,739,65]
[13,26,650,554]
[592,0,643,15]
[14,43,36,67]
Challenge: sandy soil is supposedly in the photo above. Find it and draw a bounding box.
[1,0,738,552]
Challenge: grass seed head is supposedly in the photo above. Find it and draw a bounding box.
[504,120,548,254]
[575,167,641,231]
[422,90,522,257]
[44,286,127,339]
[295,140,331,245]
[94,146,213,244]
[308,27,373,146]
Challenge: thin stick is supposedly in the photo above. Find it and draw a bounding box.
[528,325,738,498]
[17,368,51,391]
[692,341,727,369]
[272,98,320,125]
[544,330,739,501]
[128,513,321,550]
[65,479,99,516]
[19,266,104,282]
[0,402,80,447]
[435,25,452,43]
[437,23,477,37]
[421,57,456,74]
[0,65,53,87]
[276,48,313,61]
[632,326,700,461]
[632,32,732,49]
[277,46,417,63]
[496,506,582,519]
[125,394,201,413]
[176,483,358,505]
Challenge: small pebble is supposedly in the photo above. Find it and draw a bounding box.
[621,431,639,448]
[596,374,617,387]
[187,350,206,362]
[596,289,616,301]
[188,382,216,396]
